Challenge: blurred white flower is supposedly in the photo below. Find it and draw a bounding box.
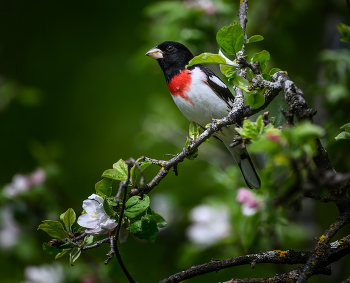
[0,206,21,249]
[186,204,231,247]
[22,263,64,283]
[77,194,118,236]
[236,188,261,216]
[3,168,46,198]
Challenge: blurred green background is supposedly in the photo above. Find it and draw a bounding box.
[0,0,350,282]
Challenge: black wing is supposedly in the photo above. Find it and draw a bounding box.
[188,64,235,109]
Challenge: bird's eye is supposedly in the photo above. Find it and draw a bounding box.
[166,45,174,51]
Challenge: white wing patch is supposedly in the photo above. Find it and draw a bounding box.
[208,75,227,89]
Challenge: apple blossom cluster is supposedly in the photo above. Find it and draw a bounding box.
[39,159,167,265]
[3,168,46,198]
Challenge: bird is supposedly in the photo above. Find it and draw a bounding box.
[146,41,260,190]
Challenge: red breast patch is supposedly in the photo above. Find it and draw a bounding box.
[167,70,194,106]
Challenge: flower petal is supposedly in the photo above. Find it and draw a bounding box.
[85,226,106,236]
[88,194,104,204]
[99,216,117,231]
[82,200,99,215]
[77,213,99,229]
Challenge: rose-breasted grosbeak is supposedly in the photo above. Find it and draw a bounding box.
[146,41,260,190]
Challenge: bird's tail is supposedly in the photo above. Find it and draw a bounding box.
[223,141,261,190]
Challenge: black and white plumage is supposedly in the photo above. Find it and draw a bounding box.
[146,41,261,190]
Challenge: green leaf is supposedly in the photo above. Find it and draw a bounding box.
[124,195,150,218]
[269,68,281,76]
[337,23,350,43]
[95,178,113,197]
[184,137,190,150]
[335,132,350,141]
[189,122,200,139]
[220,64,233,76]
[69,247,81,266]
[38,220,70,239]
[264,125,274,131]
[113,159,129,179]
[63,208,76,233]
[251,50,270,72]
[340,123,350,132]
[261,73,270,81]
[103,198,115,217]
[256,115,264,134]
[129,220,142,234]
[232,75,251,93]
[58,242,75,249]
[240,119,259,139]
[216,22,244,55]
[187,53,226,68]
[134,215,158,243]
[152,212,167,228]
[293,122,325,140]
[247,92,265,109]
[83,235,95,246]
[43,242,63,255]
[246,35,264,43]
[55,249,71,259]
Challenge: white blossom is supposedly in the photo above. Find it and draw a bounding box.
[186,204,231,247]
[22,263,64,283]
[77,194,118,236]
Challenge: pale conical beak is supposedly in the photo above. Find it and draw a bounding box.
[146,47,163,59]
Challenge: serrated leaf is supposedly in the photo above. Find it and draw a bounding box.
[335,132,350,140]
[256,115,264,134]
[69,247,81,266]
[113,159,129,179]
[103,198,115,217]
[232,75,251,93]
[38,221,70,239]
[95,178,113,197]
[248,92,265,109]
[251,50,270,72]
[340,123,350,132]
[247,35,264,43]
[187,53,226,68]
[216,22,244,55]
[43,242,63,255]
[240,119,259,139]
[55,249,71,259]
[124,195,150,218]
[269,68,281,77]
[63,208,76,233]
